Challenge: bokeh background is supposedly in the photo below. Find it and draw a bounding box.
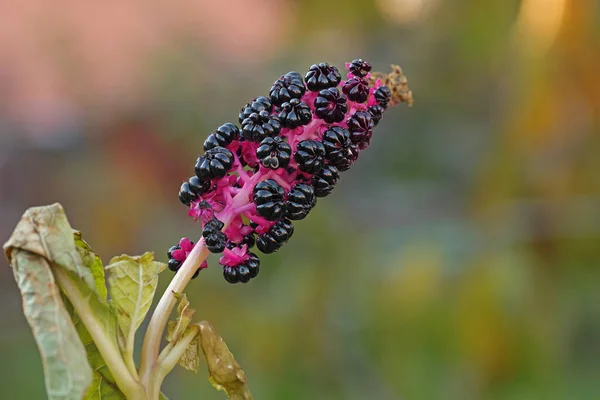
[1,0,599,399]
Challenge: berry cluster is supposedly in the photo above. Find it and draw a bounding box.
[170,59,409,284]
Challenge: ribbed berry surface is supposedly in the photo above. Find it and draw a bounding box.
[172,59,411,283]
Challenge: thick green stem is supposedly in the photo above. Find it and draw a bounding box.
[52,266,147,400]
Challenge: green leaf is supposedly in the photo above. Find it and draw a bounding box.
[64,299,126,400]
[68,233,125,399]
[105,252,166,355]
[197,321,253,400]
[4,204,93,400]
[73,231,107,300]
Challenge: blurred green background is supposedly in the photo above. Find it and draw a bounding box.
[1,0,599,399]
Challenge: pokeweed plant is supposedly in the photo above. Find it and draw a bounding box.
[3,60,412,400]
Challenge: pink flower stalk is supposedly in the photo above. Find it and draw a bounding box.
[169,59,408,284]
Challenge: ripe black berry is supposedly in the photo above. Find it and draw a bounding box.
[269,72,306,106]
[253,179,286,221]
[285,183,316,220]
[278,98,312,129]
[342,77,369,103]
[222,252,260,284]
[178,182,197,206]
[204,123,240,151]
[168,258,181,272]
[256,136,292,170]
[204,231,227,253]
[246,252,260,278]
[256,219,294,254]
[348,59,372,78]
[188,176,211,195]
[321,126,354,171]
[314,87,348,123]
[367,104,385,126]
[203,218,225,235]
[239,96,273,123]
[195,146,234,180]
[241,111,282,142]
[347,111,374,150]
[294,139,326,174]
[374,86,392,108]
[305,63,342,92]
[313,165,340,197]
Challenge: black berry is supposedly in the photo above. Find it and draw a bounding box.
[269,72,306,106]
[285,183,316,220]
[347,111,374,150]
[278,98,312,129]
[348,59,372,78]
[294,139,326,174]
[188,176,211,195]
[321,126,354,171]
[314,87,348,123]
[178,182,197,206]
[374,86,392,108]
[241,111,282,142]
[239,96,273,123]
[204,123,240,151]
[195,146,234,180]
[305,63,342,92]
[256,219,294,254]
[222,252,260,284]
[313,165,340,197]
[256,136,292,170]
[168,258,181,272]
[367,104,385,126]
[342,77,369,103]
[253,179,286,220]
[204,231,227,253]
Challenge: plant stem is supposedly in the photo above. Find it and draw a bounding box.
[138,240,211,386]
[52,265,147,400]
[149,325,200,400]
[139,165,263,390]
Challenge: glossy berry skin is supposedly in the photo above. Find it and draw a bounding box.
[253,179,286,220]
[188,176,211,195]
[342,77,369,103]
[204,231,227,253]
[195,146,234,180]
[239,96,273,123]
[294,139,326,174]
[367,104,385,126]
[178,182,198,205]
[374,86,392,108]
[321,126,353,171]
[256,136,292,169]
[203,218,225,235]
[314,88,348,123]
[168,258,181,272]
[246,253,260,278]
[305,63,342,92]
[222,251,260,284]
[285,183,316,220]
[204,123,240,151]
[256,219,294,254]
[347,111,374,150]
[269,72,306,106]
[313,165,340,197]
[241,111,282,142]
[348,59,372,78]
[278,98,312,129]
